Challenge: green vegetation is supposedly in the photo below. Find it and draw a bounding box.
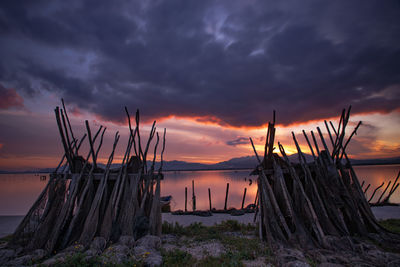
[197,251,244,267]
[161,220,270,266]
[0,234,13,243]
[162,220,256,239]
[379,219,400,234]
[161,249,196,266]
[38,253,145,267]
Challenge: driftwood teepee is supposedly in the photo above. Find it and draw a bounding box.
[251,107,400,253]
[9,100,165,254]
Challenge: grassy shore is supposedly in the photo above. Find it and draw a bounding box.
[1,219,399,266]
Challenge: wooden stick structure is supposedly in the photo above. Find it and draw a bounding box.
[9,100,166,255]
[250,107,400,253]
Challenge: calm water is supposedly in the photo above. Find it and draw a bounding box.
[0,165,399,215]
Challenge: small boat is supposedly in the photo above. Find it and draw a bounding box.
[160,195,172,212]
[160,195,172,205]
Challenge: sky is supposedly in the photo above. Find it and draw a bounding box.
[0,0,399,170]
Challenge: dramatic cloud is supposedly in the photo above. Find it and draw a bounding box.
[0,84,23,109]
[226,137,248,146]
[0,0,399,127]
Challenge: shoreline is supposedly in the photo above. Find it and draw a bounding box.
[1,206,399,238]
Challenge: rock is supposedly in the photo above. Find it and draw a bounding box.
[41,255,67,266]
[85,248,100,257]
[63,243,85,253]
[135,235,161,251]
[162,234,178,244]
[388,260,400,267]
[171,210,185,215]
[134,246,162,267]
[307,250,327,263]
[101,244,129,265]
[325,255,350,264]
[318,263,345,267]
[245,204,256,209]
[230,209,245,216]
[144,251,162,267]
[32,249,46,261]
[133,215,150,240]
[277,248,306,263]
[118,235,135,248]
[0,249,15,265]
[15,247,23,256]
[7,254,33,266]
[193,210,212,217]
[134,235,162,267]
[90,236,107,251]
[284,260,311,267]
[366,249,385,259]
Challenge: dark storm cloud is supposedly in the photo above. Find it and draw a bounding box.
[226,137,248,146]
[0,0,400,126]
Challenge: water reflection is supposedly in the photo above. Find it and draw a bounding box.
[0,174,48,215]
[0,165,398,215]
[352,164,400,203]
[161,170,257,211]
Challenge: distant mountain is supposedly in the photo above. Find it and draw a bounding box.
[350,157,400,166]
[1,155,399,173]
[211,156,258,170]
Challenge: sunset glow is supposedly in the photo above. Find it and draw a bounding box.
[0,1,399,171]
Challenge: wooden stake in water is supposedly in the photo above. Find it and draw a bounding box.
[208,188,212,211]
[224,183,229,210]
[192,180,196,211]
[254,188,258,206]
[241,187,247,209]
[185,187,187,212]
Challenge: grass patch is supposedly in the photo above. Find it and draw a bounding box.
[379,219,400,234]
[0,234,13,243]
[219,235,269,261]
[162,220,256,241]
[197,251,244,267]
[162,220,270,265]
[48,252,145,267]
[161,248,196,266]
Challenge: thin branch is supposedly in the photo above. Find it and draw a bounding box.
[62,98,77,155]
[249,137,261,164]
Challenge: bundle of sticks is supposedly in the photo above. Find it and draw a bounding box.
[250,107,400,252]
[10,100,166,254]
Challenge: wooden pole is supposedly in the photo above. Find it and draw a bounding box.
[192,180,196,211]
[185,187,187,212]
[85,120,97,169]
[208,188,212,211]
[254,188,258,206]
[224,183,229,210]
[54,107,73,170]
[241,187,247,209]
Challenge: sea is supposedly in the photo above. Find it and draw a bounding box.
[0,164,399,215]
